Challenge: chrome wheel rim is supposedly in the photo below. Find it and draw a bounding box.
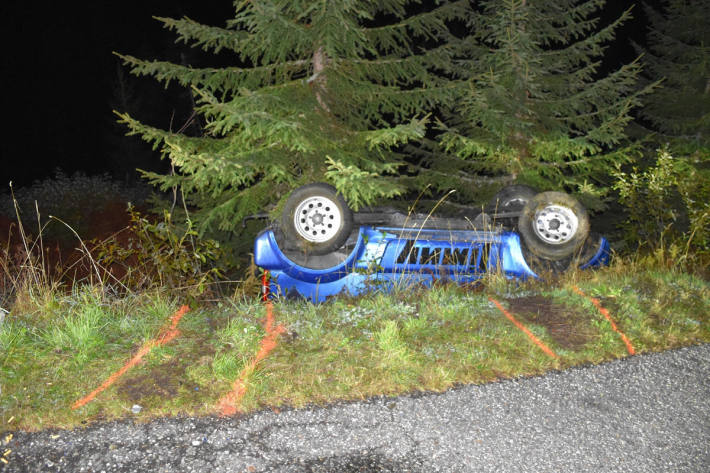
[533,205,578,245]
[293,196,342,243]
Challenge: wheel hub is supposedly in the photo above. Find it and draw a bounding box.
[293,196,342,243]
[533,205,578,245]
[310,212,324,225]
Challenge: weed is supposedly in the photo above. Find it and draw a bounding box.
[0,320,28,366]
[212,315,263,380]
[375,320,410,361]
[42,304,108,366]
[402,312,428,335]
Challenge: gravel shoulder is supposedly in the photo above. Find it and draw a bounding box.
[3,344,709,472]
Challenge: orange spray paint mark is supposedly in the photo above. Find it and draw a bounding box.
[71,305,190,410]
[262,270,270,302]
[489,297,558,359]
[573,286,635,355]
[217,301,285,416]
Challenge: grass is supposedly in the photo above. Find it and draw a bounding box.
[1,261,707,432]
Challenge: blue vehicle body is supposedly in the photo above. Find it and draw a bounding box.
[254,225,610,303]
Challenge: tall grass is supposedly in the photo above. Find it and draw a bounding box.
[0,187,115,319]
[1,191,60,316]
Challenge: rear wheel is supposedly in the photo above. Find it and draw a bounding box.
[518,191,590,261]
[487,185,538,229]
[280,183,353,255]
[487,184,538,214]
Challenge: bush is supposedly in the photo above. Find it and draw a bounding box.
[93,206,224,295]
[614,147,709,268]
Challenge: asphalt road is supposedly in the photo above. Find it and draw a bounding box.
[4,344,709,472]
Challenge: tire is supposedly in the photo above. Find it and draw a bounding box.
[518,191,590,261]
[487,185,538,214]
[522,233,604,274]
[281,183,353,255]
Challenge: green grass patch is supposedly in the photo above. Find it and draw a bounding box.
[1,267,708,431]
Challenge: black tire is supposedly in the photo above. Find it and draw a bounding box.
[522,233,605,274]
[487,184,538,214]
[518,191,590,261]
[281,183,353,255]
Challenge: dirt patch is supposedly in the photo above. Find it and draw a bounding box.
[506,295,596,350]
[117,359,184,402]
[116,339,218,404]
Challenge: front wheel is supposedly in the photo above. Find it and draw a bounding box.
[280,183,353,255]
[518,191,590,261]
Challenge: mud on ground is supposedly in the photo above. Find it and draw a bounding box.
[506,295,597,350]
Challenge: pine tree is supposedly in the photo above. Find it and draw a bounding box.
[115,0,467,234]
[431,0,653,203]
[639,0,710,146]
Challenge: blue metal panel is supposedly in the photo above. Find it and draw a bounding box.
[498,232,537,278]
[267,271,368,302]
[254,228,367,284]
[579,236,611,269]
[254,226,609,303]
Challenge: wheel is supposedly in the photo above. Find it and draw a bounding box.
[518,191,590,261]
[487,185,538,214]
[280,183,353,255]
[522,233,605,274]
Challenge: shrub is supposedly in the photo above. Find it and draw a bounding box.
[93,206,224,295]
[614,147,709,269]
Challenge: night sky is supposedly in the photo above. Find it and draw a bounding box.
[3,0,234,187]
[2,1,655,189]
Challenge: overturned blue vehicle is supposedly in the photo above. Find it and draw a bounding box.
[255,183,610,302]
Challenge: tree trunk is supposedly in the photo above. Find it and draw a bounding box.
[309,46,330,112]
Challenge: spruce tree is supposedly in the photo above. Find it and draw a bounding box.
[115,0,466,234]
[432,0,653,204]
[639,0,709,146]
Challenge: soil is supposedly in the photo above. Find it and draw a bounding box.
[116,340,217,404]
[506,295,597,350]
[116,359,184,402]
